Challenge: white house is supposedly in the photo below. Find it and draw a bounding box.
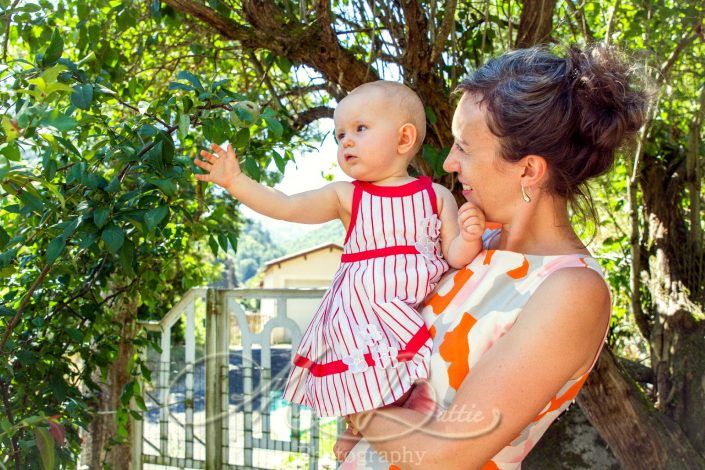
[259,243,343,343]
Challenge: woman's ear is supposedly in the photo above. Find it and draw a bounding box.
[397,123,418,155]
[519,155,548,188]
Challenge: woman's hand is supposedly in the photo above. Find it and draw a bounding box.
[194,142,242,192]
[458,202,486,243]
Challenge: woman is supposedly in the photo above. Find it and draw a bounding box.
[333,44,647,469]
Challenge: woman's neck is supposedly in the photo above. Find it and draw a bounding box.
[496,193,590,256]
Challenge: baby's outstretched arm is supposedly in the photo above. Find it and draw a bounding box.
[434,183,484,269]
[195,143,347,224]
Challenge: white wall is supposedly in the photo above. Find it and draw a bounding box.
[260,247,342,343]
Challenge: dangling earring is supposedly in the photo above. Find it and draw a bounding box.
[521,185,531,203]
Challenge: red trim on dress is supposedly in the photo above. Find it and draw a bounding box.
[343,181,363,244]
[424,176,439,215]
[292,326,431,377]
[356,176,430,197]
[341,245,419,262]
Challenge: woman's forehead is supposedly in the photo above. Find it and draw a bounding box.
[453,95,491,143]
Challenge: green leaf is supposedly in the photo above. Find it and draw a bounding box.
[271,150,286,173]
[144,205,168,232]
[218,232,229,252]
[176,71,204,92]
[425,106,437,125]
[43,109,78,132]
[178,113,190,139]
[208,234,219,256]
[94,207,110,228]
[233,128,249,149]
[34,426,55,470]
[70,84,93,110]
[101,223,125,253]
[42,29,64,65]
[18,189,45,213]
[148,178,177,197]
[0,226,9,250]
[168,82,193,92]
[227,232,238,253]
[119,238,135,277]
[1,143,20,162]
[264,116,283,139]
[46,237,66,264]
[242,158,260,181]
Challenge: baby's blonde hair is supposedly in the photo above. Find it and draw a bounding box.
[348,80,427,157]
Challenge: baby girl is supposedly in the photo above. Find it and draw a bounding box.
[193,80,485,436]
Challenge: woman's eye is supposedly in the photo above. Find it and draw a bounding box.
[454,143,465,153]
[357,125,367,132]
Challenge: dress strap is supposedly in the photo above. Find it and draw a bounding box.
[344,181,363,245]
[421,176,438,215]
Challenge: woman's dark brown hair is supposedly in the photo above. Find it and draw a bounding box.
[456,44,649,218]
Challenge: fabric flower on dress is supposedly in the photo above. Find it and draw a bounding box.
[370,344,399,369]
[342,349,368,373]
[415,214,442,259]
[354,323,383,346]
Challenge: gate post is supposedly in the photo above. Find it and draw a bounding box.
[206,288,223,469]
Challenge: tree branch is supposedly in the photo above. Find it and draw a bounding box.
[292,106,334,130]
[430,0,457,65]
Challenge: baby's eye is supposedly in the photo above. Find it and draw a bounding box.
[357,125,367,132]
[337,132,345,141]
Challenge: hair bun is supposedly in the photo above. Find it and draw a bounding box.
[566,44,648,153]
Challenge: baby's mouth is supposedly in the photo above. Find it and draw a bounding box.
[345,154,358,161]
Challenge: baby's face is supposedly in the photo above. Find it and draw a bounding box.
[333,89,408,182]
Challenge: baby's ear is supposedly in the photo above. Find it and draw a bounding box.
[397,123,418,155]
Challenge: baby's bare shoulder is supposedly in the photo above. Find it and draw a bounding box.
[431,182,458,212]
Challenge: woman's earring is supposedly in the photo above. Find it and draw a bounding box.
[521,185,531,203]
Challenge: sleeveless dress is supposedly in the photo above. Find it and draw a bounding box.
[282,176,450,417]
[339,227,612,469]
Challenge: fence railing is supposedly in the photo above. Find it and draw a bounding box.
[133,287,345,469]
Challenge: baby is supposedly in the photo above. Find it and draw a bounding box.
[194,80,485,432]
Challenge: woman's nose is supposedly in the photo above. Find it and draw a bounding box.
[443,152,457,173]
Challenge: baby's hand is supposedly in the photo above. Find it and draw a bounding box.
[194,143,242,191]
[458,202,486,242]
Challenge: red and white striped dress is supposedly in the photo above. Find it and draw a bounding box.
[282,176,450,417]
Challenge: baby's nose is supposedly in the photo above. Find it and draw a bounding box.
[343,138,354,148]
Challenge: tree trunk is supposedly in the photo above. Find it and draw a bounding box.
[524,404,619,469]
[577,347,705,468]
[81,283,138,469]
[515,0,558,47]
[642,160,705,455]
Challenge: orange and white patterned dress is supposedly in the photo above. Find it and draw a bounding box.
[339,227,611,469]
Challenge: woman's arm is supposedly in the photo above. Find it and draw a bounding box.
[349,267,611,469]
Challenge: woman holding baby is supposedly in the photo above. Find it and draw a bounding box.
[333,44,647,469]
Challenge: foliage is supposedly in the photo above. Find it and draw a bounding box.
[0,0,296,466]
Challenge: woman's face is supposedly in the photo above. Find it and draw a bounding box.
[443,93,522,223]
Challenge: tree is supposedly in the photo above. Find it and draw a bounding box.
[0,1,294,467]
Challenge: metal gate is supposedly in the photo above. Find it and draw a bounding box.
[132,287,344,469]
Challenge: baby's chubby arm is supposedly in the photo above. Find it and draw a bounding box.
[434,183,484,269]
[195,143,350,224]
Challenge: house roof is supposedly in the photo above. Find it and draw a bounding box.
[263,242,343,271]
